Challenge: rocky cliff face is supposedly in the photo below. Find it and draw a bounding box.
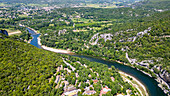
[0,30,8,36]
[160,71,170,86]
[89,33,113,45]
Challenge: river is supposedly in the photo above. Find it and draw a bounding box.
[28,28,166,96]
[27,28,42,49]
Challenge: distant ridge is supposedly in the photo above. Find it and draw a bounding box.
[0,0,142,5]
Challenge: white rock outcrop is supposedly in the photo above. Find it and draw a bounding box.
[90,33,113,45]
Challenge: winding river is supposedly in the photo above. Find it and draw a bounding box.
[28,28,166,96]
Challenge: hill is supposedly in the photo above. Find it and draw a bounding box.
[12,0,169,93]
[0,35,138,95]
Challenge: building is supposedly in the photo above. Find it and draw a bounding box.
[83,90,96,95]
[88,74,92,78]
[64,86,76,92]
[100,86,111,96]
[93,79,98,84]
[111,77,115,82]
[62,86,81,96]
[55,75,60,84]
[58,29,67,36]
[62,92,78,96]
[61,81,69,88]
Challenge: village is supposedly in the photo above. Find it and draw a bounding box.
[45,55,146,96]
[51,58,115,96]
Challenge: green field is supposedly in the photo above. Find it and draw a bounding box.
[0,3,7,6]
[27,3,48,7]
[0,18,9,21]
[83,4,117,8]
[18,14,28,18]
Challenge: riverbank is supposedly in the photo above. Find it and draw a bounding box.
[19,24,39,34]
[119,71,149,96]
[27,27,39,34]
[115,60,152,77]
[8,31,21,35]
[26,27,72,53]
[27,37,33,43]
[110,59,169,95]
[37,37,74,54]
[42,45,74,54]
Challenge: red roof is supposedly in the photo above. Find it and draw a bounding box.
[93,80,98,84]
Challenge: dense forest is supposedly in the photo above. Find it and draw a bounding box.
[0,35,139,95]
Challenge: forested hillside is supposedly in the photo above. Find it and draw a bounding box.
[0,35,62,95]
[0,35,138,95]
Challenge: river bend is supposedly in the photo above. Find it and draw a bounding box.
[28,28,166,96]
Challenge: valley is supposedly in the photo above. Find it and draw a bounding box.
[0,0,169,95]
